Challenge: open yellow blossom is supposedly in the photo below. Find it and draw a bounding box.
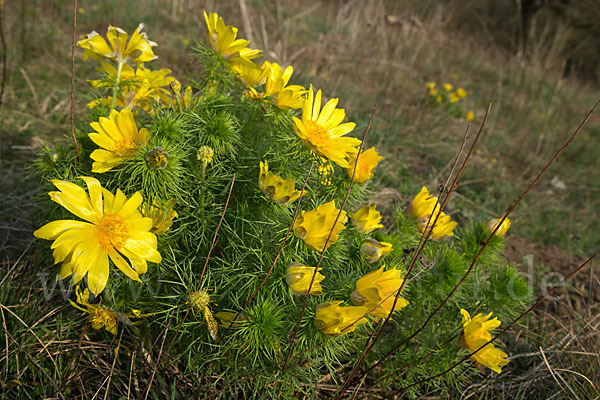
[293,201,347,252]
[351,265,409,318]
[88,108,149,173]
[360,238,393,264]
[410,187,457,239]
[410,187,440,220]
[351,204,384,234]
[456,87,467,98]
[285,262,324,295]
[204,11,261,66]
[466,110,475,121]
[442,83,453,92]
[486,217,511,237]
[70,288,118,334]
[230,61,267,88]
[263,61,305,110]
[143,199,178,235]
[449,92,460,103]
[293,85,360,168]
[425,82,436,90]
[314,301,368,337]
[259,160,302,205]
[77,24,157,65]
[33,177,161,295]
[459,309,509,373]
[346,147,382,183]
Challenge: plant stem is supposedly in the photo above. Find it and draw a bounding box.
[109,61,123,111]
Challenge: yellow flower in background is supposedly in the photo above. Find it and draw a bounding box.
[285,262,325,295]
[459,309,509,373]
[449,92,460,103]
[466,110,475,121]
[33,177,161,296]
[263,61,305,110]
[345,147,382,183]
[70,288,118,334]
[293,201,347,252]
[486,217,511,237]
[410,187,440,221]
[77,24,158,65]
[429,88,438,96]
[425,82,436,90]
[258,160,302,205]
[456,87,467,98]
[293,85,360,168]
[351,265,409,318]
[436,94,443,103]
[317,160,335,185]
[360,238,393,264]
[88,108,149,173]
[204,11,261,66]
[442,83,453,92]
[143,199,178,235]
[314,300,368,337]
[351,204,384,234]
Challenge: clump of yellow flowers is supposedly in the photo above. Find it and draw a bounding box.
[31,10,530,396]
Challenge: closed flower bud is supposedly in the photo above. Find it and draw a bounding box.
[314,301,369,337]
[486,217,511,237]
[360,238,393,264]
[285,262,324,295]
[351,204,384,234]
[293,201,347,252]
[145,147,169,170]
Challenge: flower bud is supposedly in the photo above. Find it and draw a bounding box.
[285,262,324,295]
[486,218,511,237]
[360,238,393,264]
[145,147,169,170]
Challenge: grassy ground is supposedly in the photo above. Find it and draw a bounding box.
[1,0,598,398]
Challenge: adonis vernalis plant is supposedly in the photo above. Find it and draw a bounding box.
[32,11,530,397]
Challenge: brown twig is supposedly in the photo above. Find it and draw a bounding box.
[219,164,314,341]
[70,0,80,161]
[0,0,7,109]
[279,101,378,384]
[395,249,599,394]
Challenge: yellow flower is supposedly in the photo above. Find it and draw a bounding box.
[466,110,475,121]
[77,24,157,65]
[436,94,443,103]
[429,88,438,96]
[70,288,118,334]
[143,199,178,235]
[293,201,347,252]
[203,11,261,66]
[314,301,368,337]
[263,61,306,110]
[197,145,214,166]
[425,81,436,90]
[449,93,460,103]
[442,83,453,92]
[293,85,360,168]
[410,187,440,221]
[317,160,335,186]
[230,61,267,88]
[360,238,393,264]
[486,218,511,237]
[258,160,302,205]
[345,147,382,183]
[34,177,161,295]
[88,108,149,173]
[285,262,324,295]
[459,309,509,373]
[410,187,457,240]
[88,63,175,111]
[351,204,384,234]
[456,87,467,98]
[351,265,409,318]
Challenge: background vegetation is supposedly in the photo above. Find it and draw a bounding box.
[0,0,598,398]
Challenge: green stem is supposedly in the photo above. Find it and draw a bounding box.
[199,163,207,212]
[109,61,123,111]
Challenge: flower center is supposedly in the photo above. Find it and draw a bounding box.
[113,138,136,157]
[304,121,330,148]
[96,213,129,252]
